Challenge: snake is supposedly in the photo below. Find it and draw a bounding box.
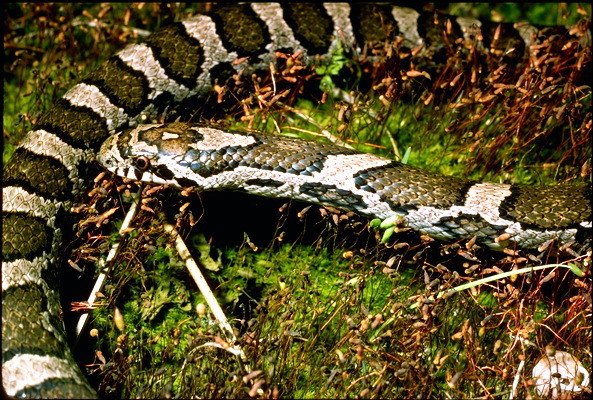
[98,122,591,252]
[2,4,591,398]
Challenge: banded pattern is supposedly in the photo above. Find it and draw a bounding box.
[2,4,591,398]
[98,123,591,251]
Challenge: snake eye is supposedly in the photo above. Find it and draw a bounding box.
[133,156,151,171]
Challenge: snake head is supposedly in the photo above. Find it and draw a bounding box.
[98,124,169,184]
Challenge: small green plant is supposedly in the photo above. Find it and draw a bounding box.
[315,39,361,92]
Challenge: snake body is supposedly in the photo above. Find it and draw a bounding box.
[2,4,591,398]
[99,123,591,251]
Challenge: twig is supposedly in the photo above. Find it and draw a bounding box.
[509,359,525,400]
[164,223,251,373]
[74,187,143,344]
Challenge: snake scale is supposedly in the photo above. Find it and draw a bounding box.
[3,4,592,398]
